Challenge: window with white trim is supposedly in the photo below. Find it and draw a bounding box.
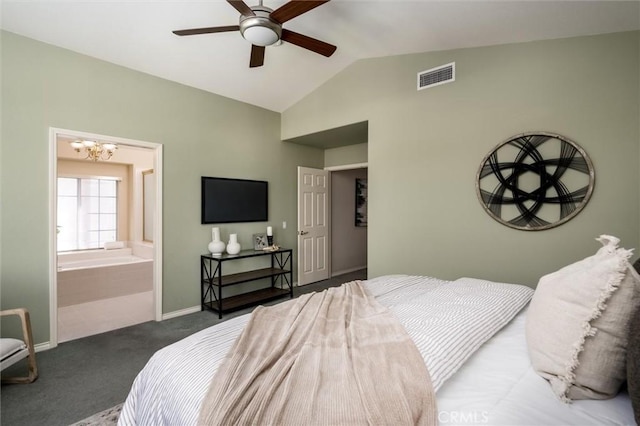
[57,177,118,251]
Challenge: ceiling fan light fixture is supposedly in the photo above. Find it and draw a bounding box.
[173,0,336,68]
[239,7,281,47]
[242,24,280,46]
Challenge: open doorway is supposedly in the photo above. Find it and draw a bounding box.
[49,128,163,347]
[329,167,368,277]
[285,121,369,286]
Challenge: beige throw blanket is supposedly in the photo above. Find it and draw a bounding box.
[198,281,437,425]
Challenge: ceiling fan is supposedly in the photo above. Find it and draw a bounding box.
[173,0,337,68]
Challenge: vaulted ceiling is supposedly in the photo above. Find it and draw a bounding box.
[2,1,639,112]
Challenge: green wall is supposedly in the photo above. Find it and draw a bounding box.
[0,31,323,344]
[283,31,640,286]
[3,29,639,344]
[324,143,368,168]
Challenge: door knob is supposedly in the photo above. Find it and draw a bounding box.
[298,230,308,235]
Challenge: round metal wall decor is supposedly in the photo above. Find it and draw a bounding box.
[476,132,595,231]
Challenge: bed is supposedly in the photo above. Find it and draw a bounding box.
[118,266,637,425]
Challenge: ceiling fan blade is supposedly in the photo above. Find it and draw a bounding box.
[281,29,336,57]
[227,0,255,16]
[250,45,265,68]
[173,25,240,36]
[270,0,329,24]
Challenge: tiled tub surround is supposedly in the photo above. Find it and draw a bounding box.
[58,260,152,307]
[57,248,154,342]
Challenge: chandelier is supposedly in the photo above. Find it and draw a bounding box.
[69,140,117,161]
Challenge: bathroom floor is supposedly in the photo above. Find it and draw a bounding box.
[58,291,154,343]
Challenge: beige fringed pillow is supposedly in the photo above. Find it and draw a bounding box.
[526,235,640,402]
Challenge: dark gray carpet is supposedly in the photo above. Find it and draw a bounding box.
[1,270,366,426]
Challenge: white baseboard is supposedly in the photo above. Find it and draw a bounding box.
[35,342,53,352]
[162,305,201,320]
[332,266,367,277]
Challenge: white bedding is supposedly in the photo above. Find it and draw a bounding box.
[437,308,635,425]
[119,275,634,425]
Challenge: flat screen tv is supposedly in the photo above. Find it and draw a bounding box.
[201,177,268,224]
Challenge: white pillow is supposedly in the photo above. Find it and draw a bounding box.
[526,235,640,401]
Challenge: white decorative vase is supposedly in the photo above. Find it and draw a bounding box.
[226,233,241,255]
[208,227,226,255]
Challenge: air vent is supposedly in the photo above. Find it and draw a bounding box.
[417,62,455,90]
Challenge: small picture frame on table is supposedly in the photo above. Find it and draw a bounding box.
[253,233,268,250]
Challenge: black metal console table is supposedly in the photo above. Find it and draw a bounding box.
[200,248,293,318]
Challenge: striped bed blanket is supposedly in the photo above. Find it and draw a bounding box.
[119,275,533,425]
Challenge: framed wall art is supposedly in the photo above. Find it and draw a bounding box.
[355,178,368,227]
[476,132,595,231]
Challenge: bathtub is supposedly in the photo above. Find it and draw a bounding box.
[57,248,152,271]
[57,248,154,307]
[58,254,152,271]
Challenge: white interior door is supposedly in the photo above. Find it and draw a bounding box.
[297,166,330,286]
